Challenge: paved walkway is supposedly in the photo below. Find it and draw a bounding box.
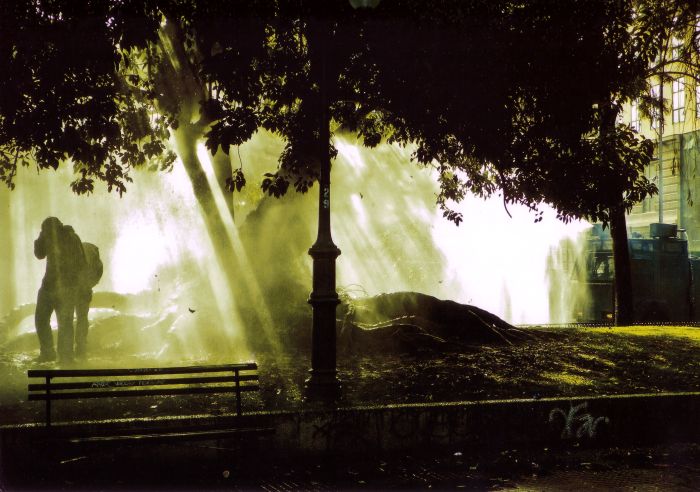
[515,466,700,491]
[6,442,697,491]
[250,445,700,491]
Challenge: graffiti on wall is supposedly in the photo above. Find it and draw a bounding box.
[388,408,472,445]
[311,409,378,451]
[548,401,610,439]
[308,407,475,452]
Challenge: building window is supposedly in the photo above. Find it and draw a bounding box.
[673,78,685,123]
[630,99,640,131]
[651,84,661,129]
[672,36,682,59]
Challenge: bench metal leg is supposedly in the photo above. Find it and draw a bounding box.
[46,376,52,427]
[235,369,241,417]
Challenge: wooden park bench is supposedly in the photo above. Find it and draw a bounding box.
[27,362,273,444]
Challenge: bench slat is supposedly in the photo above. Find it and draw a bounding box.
[28,362,256,378]
[28,363,261,428]
[28,384,260,401]
[28,374,259,392]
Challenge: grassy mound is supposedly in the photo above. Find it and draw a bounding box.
[260,324,700,408]
[2,325,700,425]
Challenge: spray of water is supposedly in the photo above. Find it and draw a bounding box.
[1,156,250,363]
[432,197,590,324]
[0,131,589,364]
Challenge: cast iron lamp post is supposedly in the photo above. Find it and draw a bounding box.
[304,38,342,400]
[304,0,380,401]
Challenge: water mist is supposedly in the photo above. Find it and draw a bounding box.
[0,132,588,368]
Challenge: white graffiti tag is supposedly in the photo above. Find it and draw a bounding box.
[548,402,610,439]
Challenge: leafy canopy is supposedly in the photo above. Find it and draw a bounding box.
[0,0,174,194]
[0,0,679,228]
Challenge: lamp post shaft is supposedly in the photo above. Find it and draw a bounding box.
[305,22,341,400]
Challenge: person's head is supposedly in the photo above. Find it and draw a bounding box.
[41,217,63,235]
[38,217,64,247]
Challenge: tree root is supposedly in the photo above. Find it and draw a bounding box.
[340,291,535,354]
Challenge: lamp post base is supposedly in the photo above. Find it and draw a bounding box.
[304,368,341,403]
[306,238,341,403]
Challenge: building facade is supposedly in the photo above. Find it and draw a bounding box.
[624,76,700,251]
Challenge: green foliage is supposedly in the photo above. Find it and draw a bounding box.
[261,171,290,198]
[0,0,175,194]
[367,0,695,226]
[0,0,691,227]
[225,168,246,193]
[205,106,259,155]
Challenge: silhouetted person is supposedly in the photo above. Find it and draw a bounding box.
[34,217,101,362]
[76,241,103,357]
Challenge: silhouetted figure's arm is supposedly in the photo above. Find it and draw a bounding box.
[34,234,47,259]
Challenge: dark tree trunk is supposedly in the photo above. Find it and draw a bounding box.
[173,124,240,284]
[210,148,235,220]
[158,22,238,281]
[174,124,272,345]
[600,102,634,326]
[156,22,274,346]
[610,203,634,325]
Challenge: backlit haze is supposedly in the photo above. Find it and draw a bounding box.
[0,132,589,360]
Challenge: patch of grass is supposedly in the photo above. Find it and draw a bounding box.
[611,325,700,341]
[325,325,700,407]
[541,371,594,387]
[2,325,700,425]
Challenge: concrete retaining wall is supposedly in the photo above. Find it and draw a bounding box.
[263,392,700,456]
[2,392,699,461]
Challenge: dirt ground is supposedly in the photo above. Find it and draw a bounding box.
[2,325,700,427]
